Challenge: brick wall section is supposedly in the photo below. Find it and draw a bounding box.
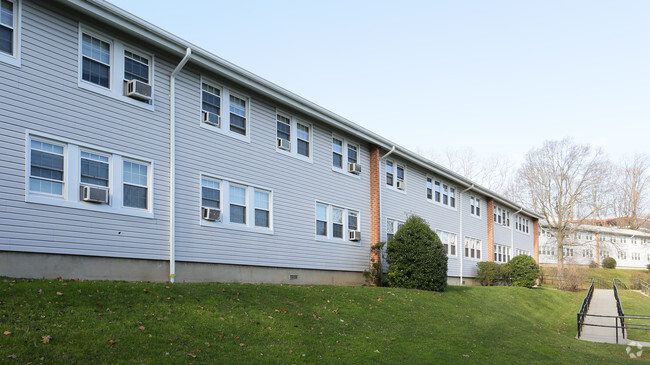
[369,145,381,268]
[487,199,494,262]
[533,218,539,264]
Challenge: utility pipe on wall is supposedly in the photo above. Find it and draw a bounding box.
[459,184,474,286]
[377,146,396,269]
[169,47,192,283]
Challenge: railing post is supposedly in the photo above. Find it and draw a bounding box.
[616,316,619,344]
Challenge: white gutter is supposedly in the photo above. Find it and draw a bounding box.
[169,47,192,283]
[511,207,524,259]
[459,185,474,286]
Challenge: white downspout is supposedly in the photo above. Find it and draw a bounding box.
[378,146,395,269]
[511,207,524,260]
[169,47,192,283]
[459,184,474,286]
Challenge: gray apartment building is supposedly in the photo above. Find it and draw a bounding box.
[0,0,540,285]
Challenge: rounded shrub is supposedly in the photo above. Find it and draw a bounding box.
[385,215,448,292]
[476,262,502,286]
[602,257,617,269]
[505,254,540,288]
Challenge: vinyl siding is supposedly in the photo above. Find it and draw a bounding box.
[0,2,171,261]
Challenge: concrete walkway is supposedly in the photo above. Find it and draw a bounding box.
[579,289,650,346]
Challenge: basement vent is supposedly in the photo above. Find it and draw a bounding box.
[289,274,298,280]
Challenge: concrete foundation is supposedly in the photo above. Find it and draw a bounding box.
[447,276,481,286]
[0,251,366,285]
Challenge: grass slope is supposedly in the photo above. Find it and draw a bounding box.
[0,278,645,363]
[619,290,650,343]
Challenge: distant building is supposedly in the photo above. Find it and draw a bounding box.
[539,222,650,269]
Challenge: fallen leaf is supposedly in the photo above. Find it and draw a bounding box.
[7,355,17,359]
[463,354,470,358]
[56,292,63,296]
[138,326,145,331]
[41,335,51,344]
[239,343,246,347]
[3,331,11,335]
[108,340,116,344]
[188,354,196,358]
[204,342,210,347]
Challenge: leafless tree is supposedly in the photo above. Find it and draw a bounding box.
[516,138,609,275]
[612,154,650,230]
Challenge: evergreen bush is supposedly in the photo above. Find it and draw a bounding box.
[476,262,502,286]
[505,255,540,288]
[386,215,448,291]
[602,257,617,269]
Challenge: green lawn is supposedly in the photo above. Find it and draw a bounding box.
[618,290,650,343]
[0,278,645,363]
[586,268,650,283]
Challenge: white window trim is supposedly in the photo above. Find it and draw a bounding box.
[464,236,482,260]
[77,25,155,111]
[386,217,405,241]
[436,229,458,257]
[385,159,406,193]
[275,109,312,163]
[315,200,362,244]
[199,77,251,143]
[331,134,361,178]
[494,205,511,228]
[24,131,154,219]
[427,176,456,210]
[0,0,20,67]
[199,173,273,235]
[469,195,481,219]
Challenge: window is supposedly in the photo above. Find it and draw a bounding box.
[229,184,247,224]
[229,95,247,135]
[29,139,65,196]
[78,26,154,108]
[202,83,221,126]
[315,202,360,242]
[275,111,311,160]
[80,151,109,187]
[515,216,530,233]
[470,196,481,217]
[494,206,510,227]
[254,190,270,228]
[27,134,154,218]
[429,179,456,209]
[201,178,221,209]
[426,178,433,200]
[201,176,273,231]
[348,211,359,232]
[464,237,481,259]
[200,80,250,140]
[387,219,404,241]
[515,249,531,257]
[332,136,360,175]
[494,244,511,263]
[386,159,405,189]
[437,230,457,256]
[122,160,149,209]
[124,50,149,83]
[81,33,111,88]
[316,204,328,236]
[0,0,19,65]
[332,138,343,169]
[386,161,393,186]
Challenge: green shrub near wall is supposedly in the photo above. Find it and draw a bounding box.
[386,215,448,292]
[506,255,540,288]
[476,262,502,286]
[602,257,617,269]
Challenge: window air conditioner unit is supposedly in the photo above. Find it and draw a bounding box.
[82,185,109,204]
[202,207,221,221]
[347,162,361,174]
[125,79,152,101]
[203,111,221,127]
[277,138,291,151]
[349,230,361,241]
[396,181,405,190]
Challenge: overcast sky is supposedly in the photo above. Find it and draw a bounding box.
[108,0,650,165]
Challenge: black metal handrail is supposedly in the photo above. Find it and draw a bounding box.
[577,279,595,338]
[613,279,626,339]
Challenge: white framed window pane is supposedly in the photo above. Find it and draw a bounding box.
[230,185,246,205]
[124,50,149,83]
[230,205,246,224]
[229,95,247,135]
[30,140,65,195]
[347,145,358,164]
[123,161,147,186]
[201,178,221,209]
[348,211,358,231]
[254,190,269,210]
[81,33,110,88]
[332,138,343,168]
[202,83,221,116]
[255,209,269,227]
[332,208,343,224]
